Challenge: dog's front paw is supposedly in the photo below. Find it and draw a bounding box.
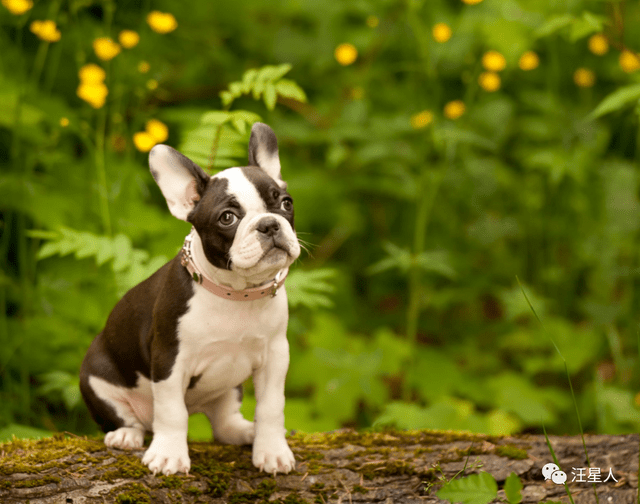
[142,435,190,475]
[105,427,144,450]
[252,437,295,474]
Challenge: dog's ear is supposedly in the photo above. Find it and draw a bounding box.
[248,122,282,182]
[149,145,210,221]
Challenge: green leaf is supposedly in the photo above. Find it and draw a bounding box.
[569,12,605,41]
[286,268,336,309]
[437,472,498,504]
[275,79,308,102]
[111,234,132,272]
[263,83,277,110]
[241,68,259,93]
[414,250,456,278]
[220,91,234,107]
[534,14,574,38]
[252,79,266,100]
[367,242,412,275]
[588,83,640,120]
[257,63,292,83]
[201,110,232,125]
[504,472,523,504]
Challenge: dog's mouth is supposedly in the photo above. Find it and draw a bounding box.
[259,242,293,264]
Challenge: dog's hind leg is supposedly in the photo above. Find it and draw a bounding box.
[81,374,149,449]
[203,386,255,445]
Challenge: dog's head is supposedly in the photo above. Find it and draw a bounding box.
[149,123,300,283]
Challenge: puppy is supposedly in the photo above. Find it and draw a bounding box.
[80,123,300,475]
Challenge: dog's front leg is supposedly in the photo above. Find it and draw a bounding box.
[142,368,191,475]
[252,332,295,474]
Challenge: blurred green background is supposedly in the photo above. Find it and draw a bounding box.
[2,0,640,442]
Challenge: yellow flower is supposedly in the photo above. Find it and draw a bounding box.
[2,0,33,15]
[334,43,358,66]
[78,63,106,83]
[573,68,595,88]
[518,51,539,71]
[410,110,434,129]
[482,50,506,72]
[77,81,108,109]
[93,37,121,61]
[59,117,69,127]
[133,131,157,152]
[366,15,379,28]
[146,79,158,90]
[462,0,483,4]
[30,20,61,42]
[588,34,609,56]
[432,23,452,43]
[620,50,640,73]
[444,100,465,120]
[478,71,501,92]
[118,30,140,49]
[138,61,151,74]
[145,119,169,143]
[147,11,178,34]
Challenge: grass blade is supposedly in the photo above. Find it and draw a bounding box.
[518,276,597,503]
[543,424,575,504]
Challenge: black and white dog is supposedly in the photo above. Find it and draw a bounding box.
[80,123,300,475]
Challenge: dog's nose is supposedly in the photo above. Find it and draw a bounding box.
[257,217,280,237]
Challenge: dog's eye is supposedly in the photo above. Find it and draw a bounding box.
[280,198,293,212]
[219,212,238,226]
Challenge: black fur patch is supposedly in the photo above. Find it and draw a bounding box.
[241,166,295,230]
[188,177,246,270]
[80,256,195,431]
[248,123,279,169]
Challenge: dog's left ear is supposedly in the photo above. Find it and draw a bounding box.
[248,122,282,182]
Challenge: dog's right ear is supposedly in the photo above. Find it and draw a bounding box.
[149,145,210,221]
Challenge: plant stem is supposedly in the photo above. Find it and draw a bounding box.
[96,108,112,235]
[403,169,443,400]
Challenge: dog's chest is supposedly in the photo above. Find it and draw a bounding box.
[175,283,286,404]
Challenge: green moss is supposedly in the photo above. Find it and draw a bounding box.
[280,493,309,504]
[296,450,324,461]
[309,482,325,492]
[100,455,150,482]
[9,475,61,488]
[186,485,203,496]
[206,474,230,497]
[158,475,183,489]
[495,444,529,460]
[114,482,150,504]
[289,429,490,452]
[0,435,106,476]
[188,450,233,497]
[352,484,368,494]
[228,477,278,503]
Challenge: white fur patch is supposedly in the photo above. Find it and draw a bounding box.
[89,374,153,432]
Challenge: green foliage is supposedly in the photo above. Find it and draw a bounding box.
[286,268,337,309]
[220,64,307,110]
[2,0,640,440]
[437,471,498,504]
[36,227,168,296]
[504,472,523,504]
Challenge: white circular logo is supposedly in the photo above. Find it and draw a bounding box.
[551,470,567,485]
[542,463,559,480]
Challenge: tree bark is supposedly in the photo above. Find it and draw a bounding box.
[0,430,637,503]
